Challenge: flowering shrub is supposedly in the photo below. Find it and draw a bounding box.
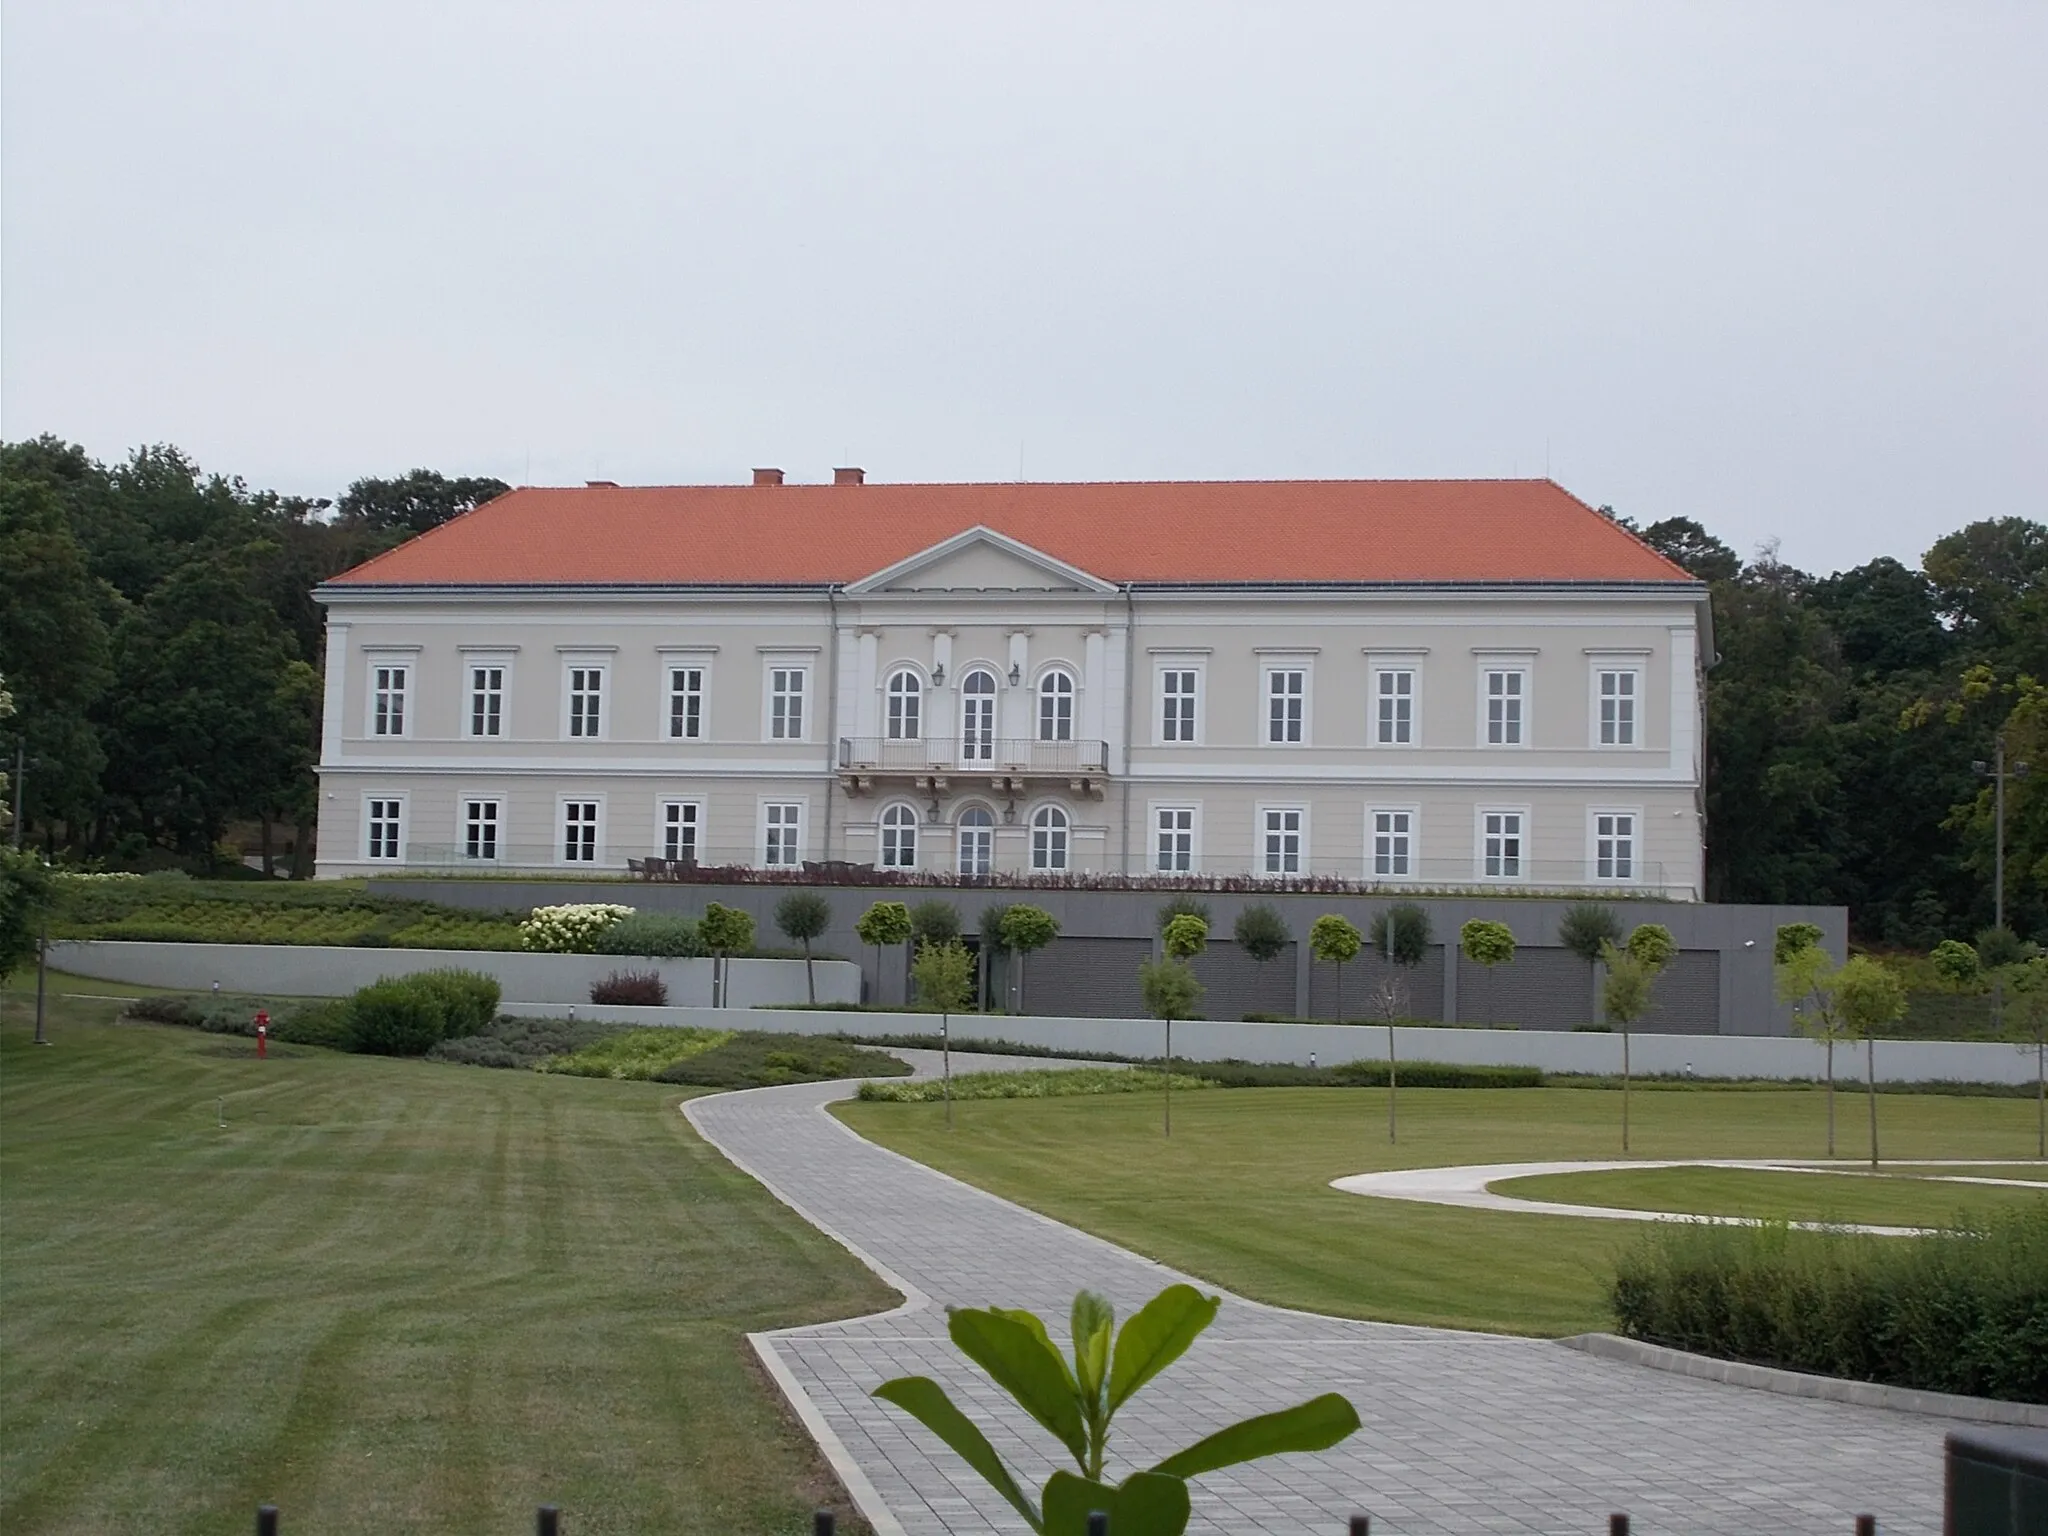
[518,903,635,953]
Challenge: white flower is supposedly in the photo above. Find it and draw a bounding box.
[519,903,635,953]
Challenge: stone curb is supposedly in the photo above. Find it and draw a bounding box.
[1557,1333,2048,1427]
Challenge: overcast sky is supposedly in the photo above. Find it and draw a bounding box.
[4,2,2042,575]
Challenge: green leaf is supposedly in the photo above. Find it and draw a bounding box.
[872,1376,1043,1532]
[949,1307,1090,1466]
[1070,1291,1115,1409]
[990,1305,1081,1394]
[1042,1470,1191,1536]
[1106,1284,1219,1415]
[1149,1392,1361,1480]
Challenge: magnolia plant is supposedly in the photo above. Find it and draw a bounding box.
[874,1283,1359,1535]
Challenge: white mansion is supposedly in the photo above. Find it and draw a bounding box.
[314,472,1709,896]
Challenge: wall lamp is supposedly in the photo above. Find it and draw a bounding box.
[1008,662,1023,687]
[930,662,945,686]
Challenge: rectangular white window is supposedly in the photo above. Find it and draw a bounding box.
[763,802,802,866]
[1595,812,1636,881]
[667,667,705,741]
[769,668,806,741]
[467,666,504,738]
[1155,807,1195,873]
[1262,807,1303,874]
[661,801,701,864]
[1484,669,1525,746]
[365,798,403,861]
[1598,669,1638,747]
[463,799,499,861]
[1375,669,1414,745]
[567,667,605,739]
[1371,809,1412,878]
[1482,811,1524,879]
[372,665,408,737]
[562,801,600,862]
[1265,669,1305,744]
[1160,670,1198,743]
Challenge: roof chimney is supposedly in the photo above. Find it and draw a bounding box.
[833,466,865,486]
[752,467,784,486]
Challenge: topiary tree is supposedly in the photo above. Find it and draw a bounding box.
[1309,914,1362,1025]
[1366,902,1432,1143]
[999,904,1059,1014]
[978,902,1014,1012]
[1601,926,1674,1154]
[856,900,914,1008]
[699,902,756,1008]
[1140,955,1203,1139]
[1232,903,1289,967]
[910,898,961,948]
[1558,902,1624,1025]
[1158,894,1212,932]
[775,890,832,1004]
[1458,919,1516,1025]
[1836,954,1907,1169]
[1626,923,1677,971]
[1774,923,1848,1156]
[1930,938,1981,991]
[911,937,976,1129]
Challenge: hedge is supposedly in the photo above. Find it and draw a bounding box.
[1609,1206,2048,1404]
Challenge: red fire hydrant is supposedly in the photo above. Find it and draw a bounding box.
[254,1010,269,1059]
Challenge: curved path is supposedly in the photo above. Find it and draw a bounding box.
[1330,1158,2047,1236]
[686,1074,1967,1535]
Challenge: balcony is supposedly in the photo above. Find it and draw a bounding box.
[837,736,1109,798]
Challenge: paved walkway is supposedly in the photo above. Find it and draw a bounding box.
[684,1077,1966,1535]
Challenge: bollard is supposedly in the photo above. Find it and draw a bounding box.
[536,1504,559,1536]
[813,1513,835,1536]
[1087,1514,1109,1536]
[1350,1518,1371,1535]
[1855,1519,1875,1536]
[256,1506,279,1536]
[1610,1517,1630,1536]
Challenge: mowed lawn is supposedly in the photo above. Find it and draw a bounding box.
[835,1083,2047,1337]
[1493,1165,2048,1227]
[1,994,895,1536]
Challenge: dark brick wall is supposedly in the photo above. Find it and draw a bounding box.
[1188,940,1298,1020]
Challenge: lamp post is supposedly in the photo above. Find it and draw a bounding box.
[1973,736,2033,934]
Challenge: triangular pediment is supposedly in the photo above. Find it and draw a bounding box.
[847,526,1118,594]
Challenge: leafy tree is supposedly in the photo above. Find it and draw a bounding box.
[911,938,975,1129]
[336,468,511,536]
[1558,902,1624,1023]
[1602,927,1674,1153]
[872,1284,1359,1532]
[1930,938,1981,990]
[774,890,832,1004]
[909,898,961,948]
[1366,903,1430,1142]
[1232,903,1289,967]
[0,847,52,982]
[1629,515,1741,584]
[699,902,755,1008]
[856,900,914,1007]
[2000,956,2048,1158]
[1835,956,1907,1168]
[1308,914,1362,1024]
[1139,956,1203,1138]
[1161,913,1208,961]
[999,905,1059,1014]
[1774,925,1849,1156]
[1458,919,1516,1025]
[1157,894,1211,931]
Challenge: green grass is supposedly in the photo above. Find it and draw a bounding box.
[534,1026,735,1079]
[835,1084,2048,1336]
[855,1067,1214,1102]
[0,989,894,1535]
[1493,1166,2048,1227]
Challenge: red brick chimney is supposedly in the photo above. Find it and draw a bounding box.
[833,466,865,486]
[752,467,784,486]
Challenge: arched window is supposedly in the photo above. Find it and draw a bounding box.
[885,669,921,740]
[1030,804,1069,871]
[879,802,919,869]
[959,668,997,762]
[1038,669,1074,742]
[957,805,994,876]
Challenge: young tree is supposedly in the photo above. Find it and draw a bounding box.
[1557,902,1624,1025]
[1458,919,1516,1025]
[978,902,1014,1012]
[1600,925,1674,1154]
[1835,955,1907,1168]
[1309,914,1362,1024]
[1157,894,1212,932]
[774,890,832,1004]
[0,847,53,984]
[999,905,1059,1014]
[1775,924,1849,1156]
[910,898,961,948]
[698,902,755,1009]
[855,900,914,1007]
[1233,903,1290,964]
[1148,912,1209,1137]
[911,938,975,1130]
[2001,955,2048,1158]
[1366,902,1431,1143]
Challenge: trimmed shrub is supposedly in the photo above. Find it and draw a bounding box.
[652,1032,911,1089]
[428,1015,625,1069]
[347,977,448,1056]
[1609,1205,2048,1404]
[591,969,669,1007]
[402,969,500,1038]
[593,911,702,958]
[269,1000,359,1050]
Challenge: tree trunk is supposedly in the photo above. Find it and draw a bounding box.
[1164,1016,1172,1138]
[260,815,275,878]
[1866,1037,1880,1169]
[1387,1020,1398,1143]
[943,1011,952,1131]
[803,939,816,1005]
[1622,1024,1631,1154]
[2037,1037,2044,1161]
[1825,1038,1836,1158]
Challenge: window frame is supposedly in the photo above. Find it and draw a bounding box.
[664,661,709,742]
[363,793,407,862]
[1151,802,1200,874]
[1366,803,1419,881]
[366,659,412,740]
[561,660,610,742]
[958,666,999,763]
[461,796,501,862]
[1592,665,1642,749]
[1261,664,1310,746]
[955,803,997,876]
[558,796,604,866]
[878,800,921,870]
[1036,667,1077,743]
[1155,665,1203,746]
[763,663,811,744]
[658,798,703,865]
[1588,805,1643,884]
[1257,803,1307,876]
[760,799,805,867]
[1475,805,1530,883]
[884,666,924,742]
[1029,803,1070,871]
[1371,665,1419,747]
[462,657,511,740]
[1478,664,1530,749]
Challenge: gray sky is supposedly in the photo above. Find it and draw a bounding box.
[4,1,2043,575]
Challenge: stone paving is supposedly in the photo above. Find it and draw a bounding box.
[684,1072,1964,1535]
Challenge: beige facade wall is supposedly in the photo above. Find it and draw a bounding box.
[317,535,1706,895]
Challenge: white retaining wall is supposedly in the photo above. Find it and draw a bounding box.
[50,941,860,1009]
[495,1002,2044,1086]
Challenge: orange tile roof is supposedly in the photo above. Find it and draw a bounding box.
[325,478,1695,588]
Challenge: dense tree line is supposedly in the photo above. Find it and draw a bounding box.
[0,437,504,873]
[1,436,2041,941]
